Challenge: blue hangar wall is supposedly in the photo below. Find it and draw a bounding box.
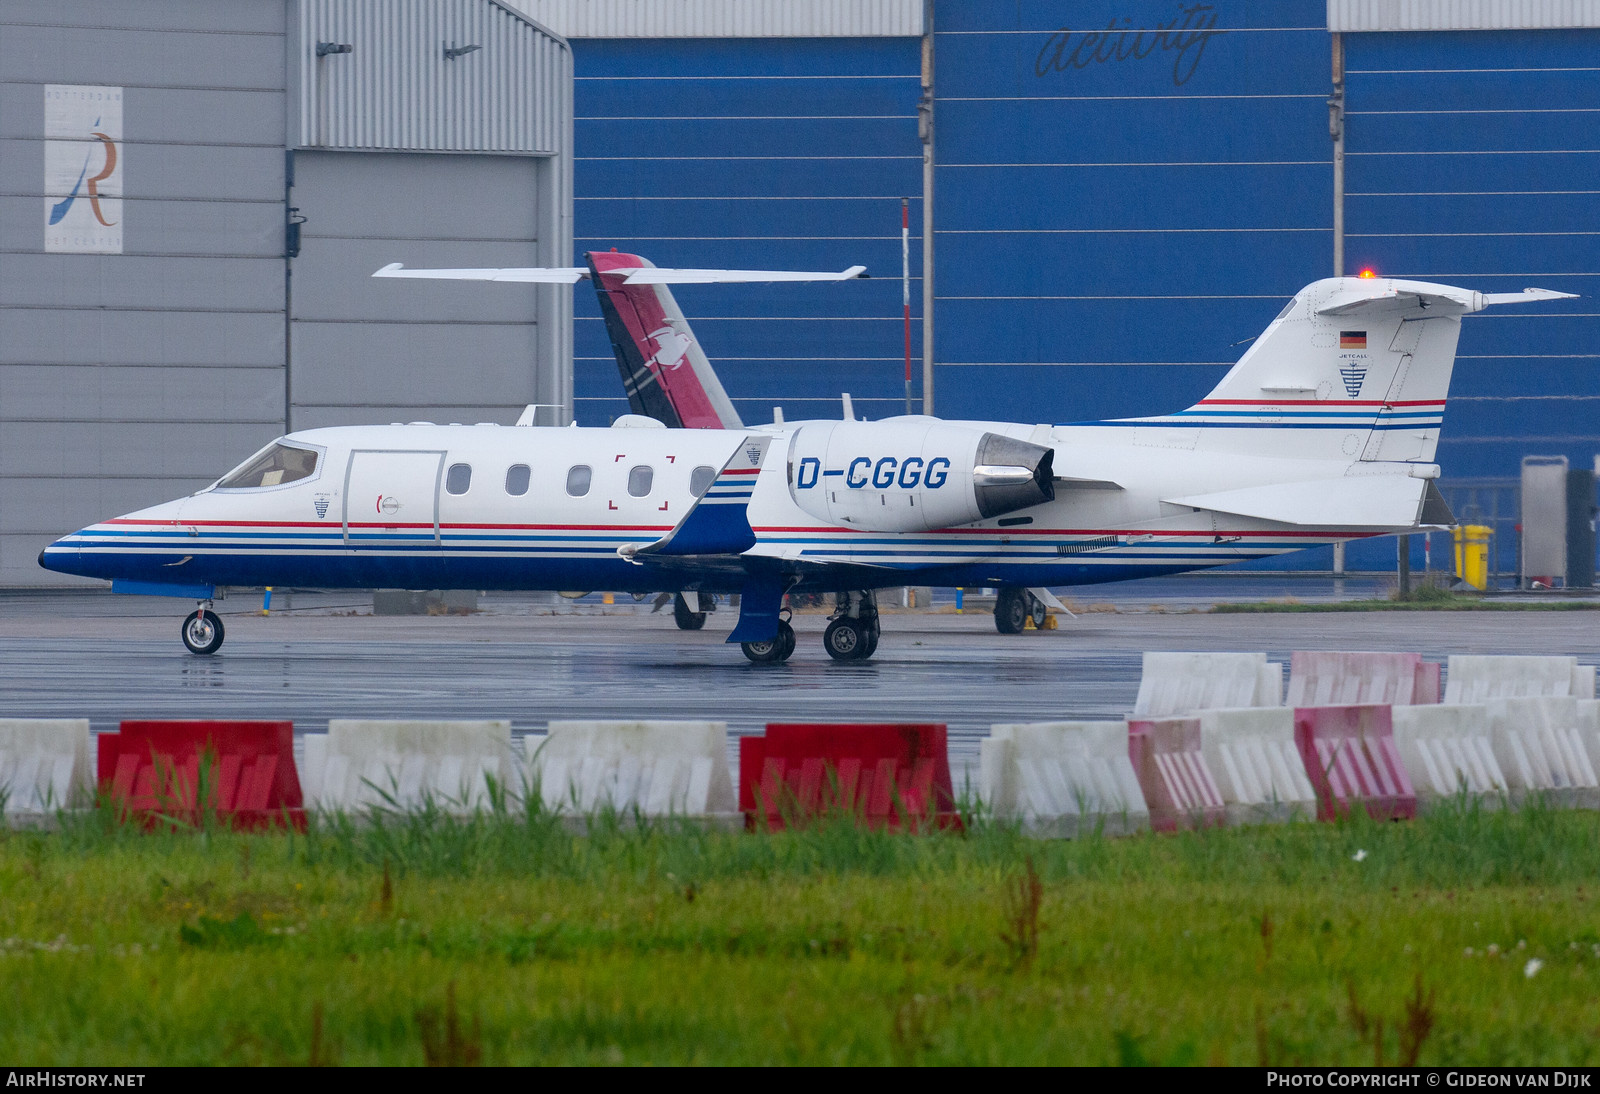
[565,6,1599,574]
[1343,27,1600,571]
[569,37,924,426]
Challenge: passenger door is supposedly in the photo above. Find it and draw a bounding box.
[342,450,445,547]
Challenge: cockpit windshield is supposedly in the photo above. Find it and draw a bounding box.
[216,442,320,490]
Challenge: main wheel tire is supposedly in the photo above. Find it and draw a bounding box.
[742,620,796,665]
[181,609,225,655]
[994,588,1028,634]
[823,617,864,661]
[861,620,880,659]
[1029,594,1048,629]
[673,593,707,630]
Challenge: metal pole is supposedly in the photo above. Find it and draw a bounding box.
[1330,32,1345,278]
[919,0,935,416]
[902,197,913,415]
[1329,32,1346,579]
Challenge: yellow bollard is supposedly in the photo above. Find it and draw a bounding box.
[602,591,614,605]
[1453,524,1492,591]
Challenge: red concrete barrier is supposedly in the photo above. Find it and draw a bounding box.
[738,723,958,830]
[1293,705,1417,821]
[98,720,306,830]
[1126,716,1225,832]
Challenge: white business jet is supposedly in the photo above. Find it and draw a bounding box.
[39,251,1573,662]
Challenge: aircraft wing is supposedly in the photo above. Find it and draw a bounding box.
[373,262,866,284]
[1166,475,1449,529]
[623,436,771,561]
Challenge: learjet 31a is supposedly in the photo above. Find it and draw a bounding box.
[39,252,1573,661]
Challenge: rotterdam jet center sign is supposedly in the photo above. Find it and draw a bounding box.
[44,84,123,254]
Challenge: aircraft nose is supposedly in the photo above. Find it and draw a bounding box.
[38,534,82,576]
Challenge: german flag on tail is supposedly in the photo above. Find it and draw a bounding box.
[1339,330,1367,349]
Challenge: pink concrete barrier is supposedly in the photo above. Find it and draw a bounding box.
[1287,651,1440,707]
[1127,716,1225,832]
[1293,704,1417,821]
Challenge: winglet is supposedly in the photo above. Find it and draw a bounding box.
[627,437,770,558]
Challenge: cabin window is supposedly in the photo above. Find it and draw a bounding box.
[505,464,531,497]
[566,465,592,497]
[689,465,716,497]
[217,442,319,490]
[445,463,472,495]
[628,465,654,497]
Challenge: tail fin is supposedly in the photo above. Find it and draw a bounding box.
[1138,277,1574,461]
[588,251,743,430]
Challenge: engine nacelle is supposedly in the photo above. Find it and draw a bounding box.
[785,418,1055,532]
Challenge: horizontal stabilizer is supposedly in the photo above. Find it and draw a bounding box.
[1314,279,1577,317]
[1480,288,1580,305]
[629,437,770,558]
[373,263,588,283]
[374,263,866,285]
[1166,476,1428,529]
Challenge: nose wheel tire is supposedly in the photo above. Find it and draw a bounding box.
[673,593,708,630]
[740,620,796,664]
[181,609,225,655]
[1030,596,1048,629]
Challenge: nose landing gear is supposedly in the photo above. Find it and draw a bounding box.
[181,603,225,655]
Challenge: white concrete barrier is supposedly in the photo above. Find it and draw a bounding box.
[1133,652,1283,717]
[306,720,517,812]
[1444,655,1596,703]
[1287,651,1439,706]
[1391,704,1507,797]
[1197,707,1315,815]
[980,721,1147,835]
[530,721,735,816]
[1483,697,1598,792]
[0,719,92,814]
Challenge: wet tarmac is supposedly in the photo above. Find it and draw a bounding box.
[3,581,1597,780]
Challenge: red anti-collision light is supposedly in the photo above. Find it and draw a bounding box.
[1358,268,1378,279]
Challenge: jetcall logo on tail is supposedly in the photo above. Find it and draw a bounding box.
[44,85,122,254]
[1338,330,1368,397]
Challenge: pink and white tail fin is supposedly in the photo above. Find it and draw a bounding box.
[588,251,743,429]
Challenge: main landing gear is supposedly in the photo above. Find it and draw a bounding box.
[181,603,225,655]
[736,589,882,664]
[994,587,1048,635]
[739,607,796,664]
[823,590,880,662]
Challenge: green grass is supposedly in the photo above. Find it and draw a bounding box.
[5,800,1600,1064]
